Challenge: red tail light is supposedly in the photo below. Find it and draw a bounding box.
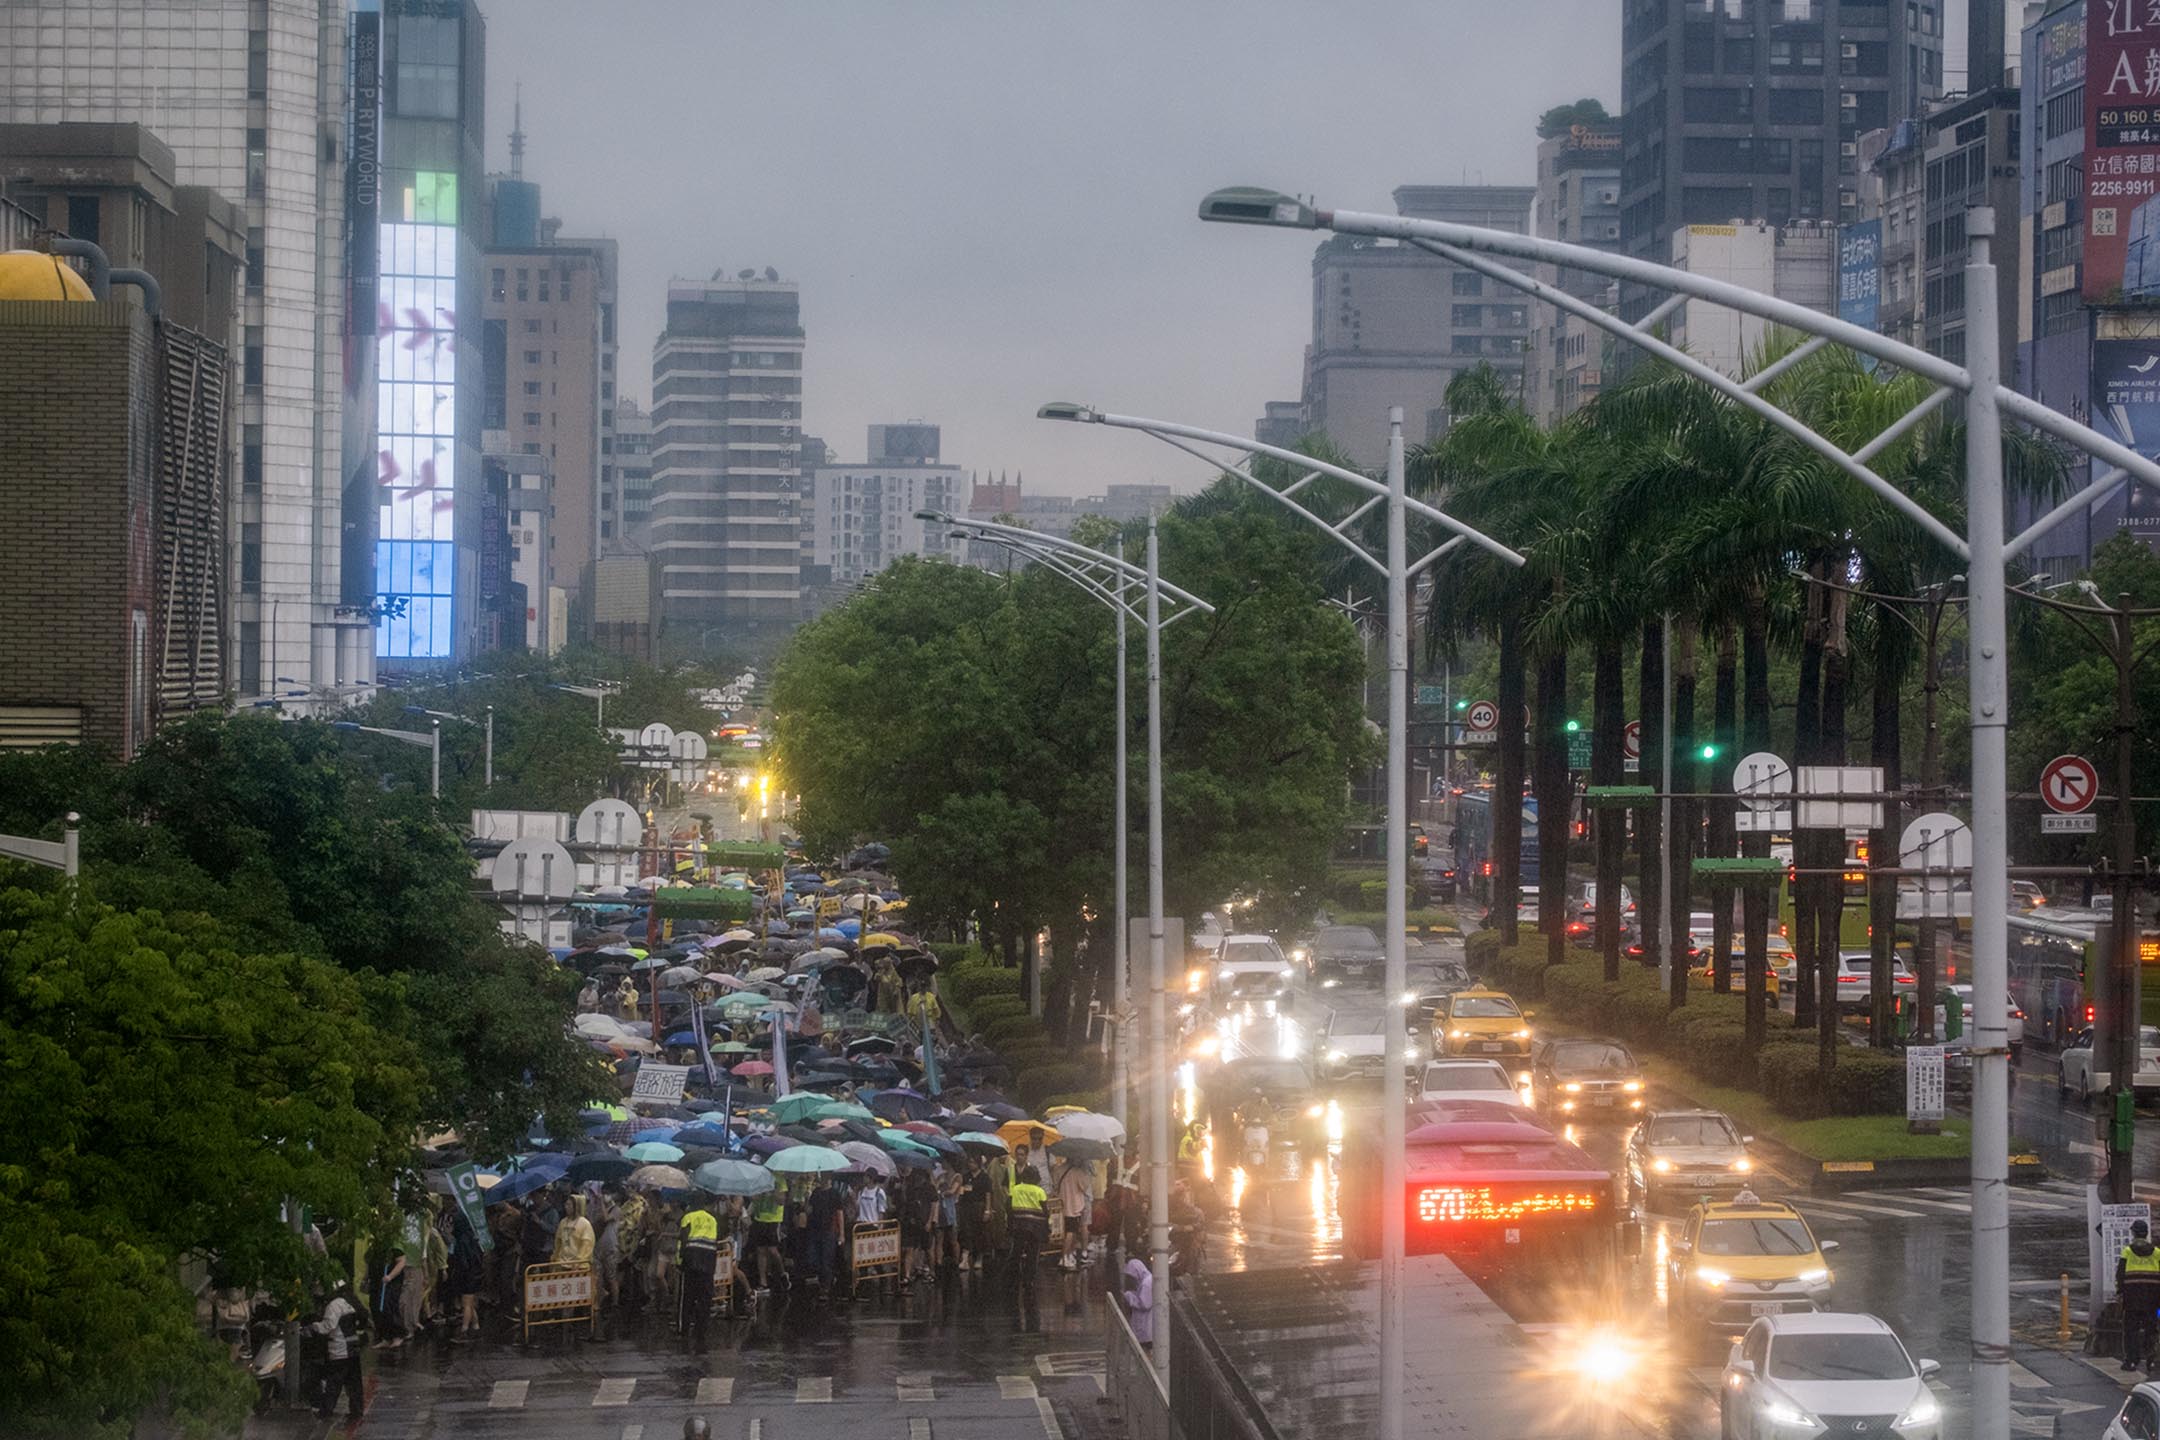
[2087,1004,2098,1023]
[1838,975,1861,983]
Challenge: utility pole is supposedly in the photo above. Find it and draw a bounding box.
[2109,592,2140,1204]
[1914,584,1950,1043]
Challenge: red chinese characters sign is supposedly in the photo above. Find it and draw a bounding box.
[2087,0,2160,301]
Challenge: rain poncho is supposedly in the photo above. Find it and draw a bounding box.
[1122,1258,1154,1344]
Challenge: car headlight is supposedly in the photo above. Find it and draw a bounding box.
[1291,948,1307,962]
[1797,1266,1829,1284]
[1650,1158,1674,1174]
[1622,1079,1643,1093]
[1323,978,1339,989]
[1694,1266,1730,1287]
[1327,1049,1346,1062]
[1895,1392,1939,1428]
[1405,1047,1420,1062]
[1731,1157,1752,1173]
[1450,1028,1470,1038]
[1761,1399,1821,1430]
[1399,990,1418,1006]
[1305,1103,1324,1117]
[1513,1028,1531,1039]
[1563,1081,1583,1093]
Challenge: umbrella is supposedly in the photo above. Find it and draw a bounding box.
[954,1131,1010,1152]
[887,1146,934,1171]
[766,1145,851,1175]
[673,1122,733,1147]
[693,1158,776,1197]
[630,956,670,972]
[767,1093,834,1126]
[974,1102,1029,1122]
[868,1090,940,1123]
[745,966,786,982]
[837,1140,896,1176]
[996,1119,1061,1148]
[740,1134,801,1157]
[712,1041,754,1055]
[485,1168,561,1204]
[704,973,752,989]
[1051,1112,1126,1143]
[903,1128,961,1157]
[567,1152,635,1184]
[630,1127,680,1145]
[875,1129,936,1154]
[509,1150,571,1174]
[629,1164,692,1192]
[942,1112,999,1134]
[624,1141,686,1164]
[573,1014,627,1036]
[664,1031,698,1047]
[660,965,703,985]
[731,1060,775,1076]
[811,1100,875,1122]
[1050,1136,1117,1163]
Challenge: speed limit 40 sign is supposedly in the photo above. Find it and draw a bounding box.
[1463,699,1499,743]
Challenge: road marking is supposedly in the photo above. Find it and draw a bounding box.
[1036,1395,1062,1437]
[622,1428,643,1440]
[2009,1361,2049,1390]
[898,1376,935,1402]
[998,1374,1040,1399]
[748,1422,762,1440]
[797,1375,832,1403]
[1799,1196,1930,1219]
[695,1376,733,1406]
[488,1380,528,1409]
[909,1421,932,1440]
[594,1377,637,1407]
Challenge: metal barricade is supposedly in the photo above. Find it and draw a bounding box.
[521,1262,598,1343]
[1105,1291,1177,1440]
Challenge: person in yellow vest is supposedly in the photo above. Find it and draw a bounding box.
[747,1188,787,1297]
[677,1202,722,1350]
[2122,1218,2160,1370]
[1008,1168,1050,1334]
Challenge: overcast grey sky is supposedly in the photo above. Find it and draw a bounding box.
[481,1,1970,495]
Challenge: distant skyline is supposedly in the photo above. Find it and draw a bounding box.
[485,1,1983,496]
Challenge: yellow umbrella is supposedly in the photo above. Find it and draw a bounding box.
[996,1118,1062,1149]
[1043,1104,1088,1119]
[862,932,907,949]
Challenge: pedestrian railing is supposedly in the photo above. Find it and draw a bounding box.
[1105,1292,1175,1440]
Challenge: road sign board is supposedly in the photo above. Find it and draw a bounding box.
[1466,700,1499,732]
[1621,719,1642,760]
[1567,729,1592,770]
[2040,754,2100,814]
[1415,684,1448,706]
[1733,752,1793,812]
[2041,813,2099,834]
[1905,1046,1945,1125]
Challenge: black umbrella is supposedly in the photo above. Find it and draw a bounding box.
[942,1112,998,1134]
[567,1152,635,1183]
[844,1035,898,1056]
[869,1090,940,1123]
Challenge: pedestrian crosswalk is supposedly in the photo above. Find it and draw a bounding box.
[1792,1178,2091,1223]
[455,1370,1066,1415]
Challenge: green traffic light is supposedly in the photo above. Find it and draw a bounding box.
[1564,719,1581,733]
[1699,743,1719,761]
[1454,699,1468,712]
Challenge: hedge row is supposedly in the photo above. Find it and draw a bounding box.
[1464,934,1905,1118]
[939,953,1102,1111]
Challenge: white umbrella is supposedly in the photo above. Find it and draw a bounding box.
[837,1141,895,1176]
[659,965,703,985]
[573,1014,626,1036]
[720,928,757,942]
[1052,1112,1125,1143]
[745,966,786,982]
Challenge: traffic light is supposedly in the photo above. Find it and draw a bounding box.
[1454,699,1469,712]
[1699,742,1720,762]
[1564,719,1582,733]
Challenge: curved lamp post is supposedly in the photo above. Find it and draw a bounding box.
[1038,398,1521,1426]
[332,718,441,798]
[917,509,1211,1380]
[1195,184,2160,1440]
[406,703,494,787]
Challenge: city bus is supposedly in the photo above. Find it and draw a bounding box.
[1452,790,1541,894]
[1339,1099,1629,1309]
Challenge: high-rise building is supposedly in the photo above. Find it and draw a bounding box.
[481,190,614,623]
[1301,185,1535,469]
[607,394,654,554]
[1667,220,1837,377]
[808,425,964,585]
[1618,0,1943,316]
[1526,117,1623,423]
[1856,118,1926,348]
[1254,400,1306,448]
[371,0,487,668]
[648,272,804,635]
[0,0,377,705]
[1919,87,2020,369]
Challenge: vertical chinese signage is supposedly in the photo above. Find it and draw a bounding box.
[342,3,383,612]
[1836,220,1882,371]
[2085,0,2160,301]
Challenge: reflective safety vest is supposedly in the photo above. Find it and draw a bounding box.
[1009,1181,1048,1215]
[680,1209,719,1256]
[751,1198,785,1225]
[2124,1245,2160,1276]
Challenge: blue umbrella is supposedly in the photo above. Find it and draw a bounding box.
[624,1141,686,1164]
[631,1127,680,1145]
[486,1168,561,1204]
[674,1122,733,1147]
[664,1031,698,1047]
[509,1150,571,1174]
[834,918,862,938]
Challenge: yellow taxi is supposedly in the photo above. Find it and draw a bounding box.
[1688,935,1791,996]
[1431,987,1532,1059]
[1666,1190,1837,1332]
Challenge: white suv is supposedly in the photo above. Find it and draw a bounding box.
[1721,1312,1941,1440]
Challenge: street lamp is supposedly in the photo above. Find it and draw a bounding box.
[405,704,494,787]
[553,681,617,728]
[1196,183,2160,1440]
[918,507,1211,1378]
[1039,402,1520,1426]
[333,719,441,798]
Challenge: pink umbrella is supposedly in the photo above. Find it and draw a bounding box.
[731,1059,775,1076]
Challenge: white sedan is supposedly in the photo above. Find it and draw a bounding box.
[2059,1025,2160,1103]
[1721,1312,1940,1440]
[1416,1058,1528,1108]
[2104,1381,2160,1440]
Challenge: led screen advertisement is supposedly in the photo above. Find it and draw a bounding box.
[374,178,460,658]
[2085,0,2160,301]
[2089,338,2160,547]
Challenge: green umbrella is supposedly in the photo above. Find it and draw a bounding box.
[874,1129,935,1154]
[693,1158,776,1197]
[810,1101,874,1122]
[765,1145,850,1175]
[767,1092,831,1126]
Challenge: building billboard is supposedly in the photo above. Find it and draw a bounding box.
[2085,0,2160,301]
[2089,338,2160,546]
[375,191,461,659]
[1837,220,1882,351]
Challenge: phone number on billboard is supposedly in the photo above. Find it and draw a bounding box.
[2092,179,2160,197]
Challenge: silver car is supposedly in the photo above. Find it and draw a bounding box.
[1626,1108,1754,1205]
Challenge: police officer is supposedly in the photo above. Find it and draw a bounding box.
[1008,1167,1050,1333]
[2121,1218,2160,1371]
[678,1202,722,1350]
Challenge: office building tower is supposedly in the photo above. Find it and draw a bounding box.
[371,0,487,666]
[1667,220,1837,377]
[1619,0,1943,317]
[607,394,654,554]
[1301,185,1535,469]
[1919,86,2020,369]
[809,425,964,585]
[0,0,376,704]
[1254,400,1306,448]
[1526,115,1623,422]
[648,271,804,634]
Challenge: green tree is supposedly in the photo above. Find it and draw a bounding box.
[0,888,423,1438]
[1536,98,1612,138]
